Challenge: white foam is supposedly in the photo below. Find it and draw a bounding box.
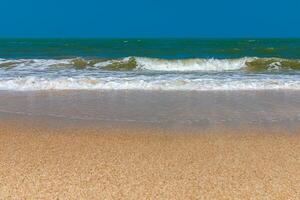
[0,75,299,91]
[1,57,300,91]
[0,57,254,72]
[135,57,253,71]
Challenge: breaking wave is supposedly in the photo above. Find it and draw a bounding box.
[1,57,300,72]
[1,57,300,91]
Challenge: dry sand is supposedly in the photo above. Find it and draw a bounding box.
[1,119,300,200]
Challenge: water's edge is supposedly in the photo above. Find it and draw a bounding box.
[1,90,299,132]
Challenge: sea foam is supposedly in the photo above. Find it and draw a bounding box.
[1,57,300,91]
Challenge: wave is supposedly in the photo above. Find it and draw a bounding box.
[0,75,300,91]
[1,57,300,72]
[136,57,250,71]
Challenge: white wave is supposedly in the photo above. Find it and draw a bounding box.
[0,57,255,72]
[2,57,300,72]
[0,58,73,70]
[0,75,299,91]
[135,57,253,71]
[1,57,300,91]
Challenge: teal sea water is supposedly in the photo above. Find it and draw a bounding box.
[0,39,300,90]
[1,38,300,59]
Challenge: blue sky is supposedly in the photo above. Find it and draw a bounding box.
[1,0,299,38]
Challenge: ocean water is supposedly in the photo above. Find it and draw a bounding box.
[0,38,300,91]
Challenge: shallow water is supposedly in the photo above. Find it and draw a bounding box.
[1,90,299,131]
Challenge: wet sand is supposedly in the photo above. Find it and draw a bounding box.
[1,90,300,199]
[1,90,300,127]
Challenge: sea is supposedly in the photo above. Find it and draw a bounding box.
[0,38,300,91]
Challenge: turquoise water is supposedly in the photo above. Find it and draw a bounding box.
[1,38,300,59]
[0,39,300,90]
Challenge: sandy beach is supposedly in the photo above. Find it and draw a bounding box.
[1,91,300,199]
[1,119,300,199]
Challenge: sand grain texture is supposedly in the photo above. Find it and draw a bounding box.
[0,121,300,200]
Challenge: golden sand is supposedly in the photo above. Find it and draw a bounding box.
[0,120,300,200]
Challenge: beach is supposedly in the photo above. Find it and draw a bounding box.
[1,38,300,199]
[1,90,300,199]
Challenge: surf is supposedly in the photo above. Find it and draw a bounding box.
[1,57,300,72]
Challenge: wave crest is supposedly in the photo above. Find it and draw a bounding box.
[1,57,300,72]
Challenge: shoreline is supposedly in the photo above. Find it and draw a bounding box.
[1,90,300,128]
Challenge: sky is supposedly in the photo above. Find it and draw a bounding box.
[1,0,300,38]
